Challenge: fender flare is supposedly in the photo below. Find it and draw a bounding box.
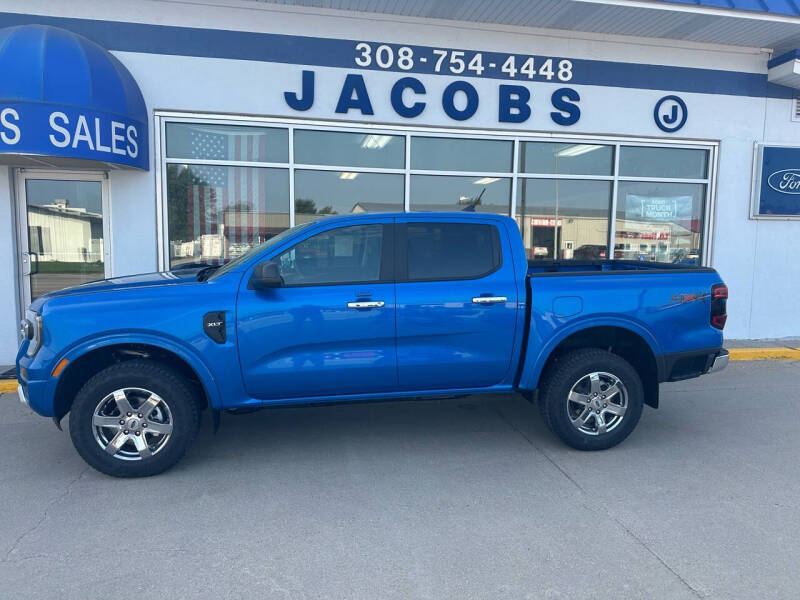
[520,316,662,391]
[56,332,223,410]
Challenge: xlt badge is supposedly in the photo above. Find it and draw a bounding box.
[203,311,226,344]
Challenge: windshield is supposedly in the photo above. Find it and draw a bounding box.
[208,222,312,280]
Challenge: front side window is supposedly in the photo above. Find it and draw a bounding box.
[405,222,501,281]
[276,224,385,286]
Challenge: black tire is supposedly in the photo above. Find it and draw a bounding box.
[539,349,644,451]
[69,359,201,477]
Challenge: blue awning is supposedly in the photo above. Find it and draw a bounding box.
[0,24,148,169]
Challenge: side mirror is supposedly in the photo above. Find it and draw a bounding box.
[249,260,283,289]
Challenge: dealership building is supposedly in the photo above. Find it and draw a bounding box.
[1,0,800,363]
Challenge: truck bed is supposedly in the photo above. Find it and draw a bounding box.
[527,259,714,276]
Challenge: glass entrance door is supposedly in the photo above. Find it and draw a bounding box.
[16,172,110,306]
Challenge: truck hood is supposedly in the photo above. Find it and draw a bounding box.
[29,270,202,311]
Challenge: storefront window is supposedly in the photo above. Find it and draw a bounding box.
[411,137,513,172]
[162,118,714,268]
[519,142,613,176]
[410,175,511,213]
[294,170,403,223]
[166,123,288,163]
[619,146,708,179]
[614,181,705,264]
[167,164,289,268]
[517,179,612,260]
[294,130,404,168]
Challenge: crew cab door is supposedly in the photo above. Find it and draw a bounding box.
[395,217,518,390]
[236,219,396,400]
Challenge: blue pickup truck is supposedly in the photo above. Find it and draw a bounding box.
[16,212,728,477]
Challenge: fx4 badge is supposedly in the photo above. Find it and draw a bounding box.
[670,291,707,304]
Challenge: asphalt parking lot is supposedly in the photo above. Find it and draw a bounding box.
[1,359,798,600]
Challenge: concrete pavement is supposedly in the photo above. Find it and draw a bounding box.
[1,359,799,599]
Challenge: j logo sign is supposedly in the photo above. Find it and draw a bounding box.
[654,95,687,133]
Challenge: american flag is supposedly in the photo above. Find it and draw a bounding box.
[186,128,271,255]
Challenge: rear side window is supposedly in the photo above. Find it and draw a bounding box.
[405,222,501,281]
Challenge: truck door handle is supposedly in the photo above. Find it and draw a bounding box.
[347,301,385,309]
[472,296,507,305]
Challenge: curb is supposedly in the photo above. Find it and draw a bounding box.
[727,347,800,361]
[1,348,798,394]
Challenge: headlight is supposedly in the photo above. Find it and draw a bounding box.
[25,309,42,357]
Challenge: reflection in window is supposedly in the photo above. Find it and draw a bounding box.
[24,179,105,300]
[411,137,513,172]
[615,182,705,265]
[167,164,290,268]
[519,142,613,176]
[294,170,404,224]
[619,146,708,179]
[406,223,501,281]
[294,130,404,168]
[166,123,288,163]
[410,175,510,213]
[276,224,384,285]
[517,179,612,260]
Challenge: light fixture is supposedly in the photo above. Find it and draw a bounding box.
[473,177,500,185]
[557,144,602,157]
[339,172,359,180]
[361,135,393,149]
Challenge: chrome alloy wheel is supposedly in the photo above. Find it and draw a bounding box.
[566,371,628,436]
[91,388,173,460]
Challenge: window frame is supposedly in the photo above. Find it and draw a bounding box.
[155,112,718,270]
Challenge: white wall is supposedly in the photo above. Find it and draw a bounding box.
[0,168,20,365]
[1,0,798,344]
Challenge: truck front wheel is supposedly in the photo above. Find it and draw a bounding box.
[68,359,201,477]
[539,349,644,451]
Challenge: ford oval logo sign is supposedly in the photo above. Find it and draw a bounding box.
[767,169,800,195]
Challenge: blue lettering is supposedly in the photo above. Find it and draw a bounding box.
[284,70,315,111]
[442,81,479,121]
[335,74,374,115]
[550,88,580,126]
[391,77,426,118]
[498,85,531,123]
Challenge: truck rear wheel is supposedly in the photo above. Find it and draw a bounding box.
[539,349,643,451]
[68,359,200,477]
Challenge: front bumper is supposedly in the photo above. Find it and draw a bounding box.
[708,349,729,374]
[17,383,28,406]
